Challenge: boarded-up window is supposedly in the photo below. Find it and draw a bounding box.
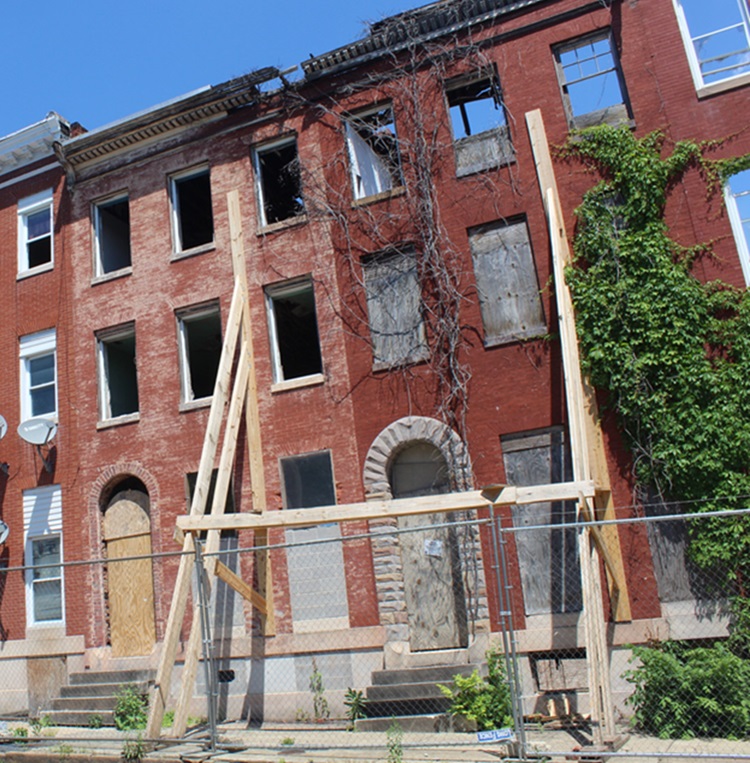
[501,429,581,615]
[468,219,546,345]
[363,249,427,367]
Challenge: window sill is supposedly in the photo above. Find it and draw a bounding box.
[257,214,308,236]
[17,262,54,281]
[97,413,140,430]
[372,350,429,373]
[271,373,325,394]
[92,266,133,286]
[484,325,548,347]
[352,186,405,208]
[171,241,215,262]
[179,397,212,412]
[455,127,515,178]
[696,72,750,99]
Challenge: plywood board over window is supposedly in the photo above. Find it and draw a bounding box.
[468,218,546,345]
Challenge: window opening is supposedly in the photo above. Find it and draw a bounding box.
[389,442,450,499]
[675,0,750,88]
[98,325,139,420]
[254,139,305,226]
[265,278,323,383]
[177,305,222,402]
[363,249,426,367]
[95,196,131,275]
[171,168,214,252]
[726,169,750,284]
[30,536,63,622]
[18,190,53,273]
[20,329,57,420]
[186,469,235,538]
[554,32,629,128]
[345,106,402,200]
[447,77,506,138]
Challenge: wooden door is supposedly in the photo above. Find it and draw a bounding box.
[102,499,156,657]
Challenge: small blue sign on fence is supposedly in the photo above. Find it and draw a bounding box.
[476,727,515,744]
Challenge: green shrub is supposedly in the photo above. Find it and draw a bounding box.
[438,646,513,731]
[344,688,368,726]
[114,684,148,731]
[625,641,750,739]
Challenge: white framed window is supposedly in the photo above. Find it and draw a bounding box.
[252,137,305,227]
[94,194,131,277]
[177,303,222,403]
[23,485,64,627]
[97,324,139,421]
[18,189,53,276]
[554,31,630,129]
[726,169,750,285]
[345,105,402,201]
[169,166,214,254]
[674,0,750,92]
[265,277,323,386]
[20,329,57,421]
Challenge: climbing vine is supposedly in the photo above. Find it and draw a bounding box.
[563,126,750,605]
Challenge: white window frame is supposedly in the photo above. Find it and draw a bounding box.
[97,323,139,423]
[265,277,324,388]
[19,329,57,422]
[93,193,131,278]
[252,136,305,228]
[177,303,222,404]
[725,169,750,285]
[23,485,64,628]
[169,165,214,255]
[18,189,54,277]
[673,0,750,95]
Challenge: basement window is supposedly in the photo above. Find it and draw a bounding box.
[345,106,402,201]
[94,195,131,276]
[362,248,427,368]
[170,166,214,254]
[446,73,514,176]
[726,169,750,285]
[674,0,750,92]
[554,31,630,129]
[265,278,323,386]
[177,303,222,404]
[253,138,305,227]
[18,189,53,276]
[97,324,139,421]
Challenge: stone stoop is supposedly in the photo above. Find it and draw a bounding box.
[45,669,154,728]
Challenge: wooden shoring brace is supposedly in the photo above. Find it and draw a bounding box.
[526,108,623,743]
[146,278,245,739]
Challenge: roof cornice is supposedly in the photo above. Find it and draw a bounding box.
[0,113,70,176]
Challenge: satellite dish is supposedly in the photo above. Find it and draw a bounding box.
[18,417,57,446]
[0,415,6,440]
[0,521,8,545]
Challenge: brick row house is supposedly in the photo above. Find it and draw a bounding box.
[0,0,748,722]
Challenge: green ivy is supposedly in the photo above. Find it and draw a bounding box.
[564,125,750,592]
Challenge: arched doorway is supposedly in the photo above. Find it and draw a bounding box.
[390,441,468,651]
[101,479,156,657]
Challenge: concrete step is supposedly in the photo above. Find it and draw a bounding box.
[69,669,154,686]
[367,680,452,702]
[355,714,475,733]
[60,681,150,698]
[371,663,477,685]
[44,710,116,727]
[51,696,120,712]
[362,696,451,718]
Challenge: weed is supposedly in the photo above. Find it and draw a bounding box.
[344,688,368,728]
[281,736,295,746]
[114,684,148,731]
[121,733,145,762]
[386,719,403,763]
[309,658,329,721]
[12,727,28,744]
[88,713,103,729]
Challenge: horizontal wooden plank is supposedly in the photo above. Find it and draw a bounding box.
[176,481,596,533]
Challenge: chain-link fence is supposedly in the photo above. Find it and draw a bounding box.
[0,505,749,760]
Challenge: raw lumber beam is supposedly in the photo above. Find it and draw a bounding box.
[215,561,268,613]
[176,481,596,534]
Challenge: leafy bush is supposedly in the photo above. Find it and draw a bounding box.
[114,684,148,731]
[625,641,750,739]
[439,646,513,730]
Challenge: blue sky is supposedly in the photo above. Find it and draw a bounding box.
[0,0,426,139]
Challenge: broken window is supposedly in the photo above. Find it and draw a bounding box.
[177,303,222,403]
[726,169,750,285]
[18,189,53,274]
[554,31,630,129]
[20,329,57,421]
[674,0,750,90]
[265,278,323,384]
[170,166,214,253]
[94,195,131,276]
[446,73,514,176]
[253,138,305,226]
[97,324,139,420]
[362,248,427,367]
[280,451,348,629]
[468,218,546,345]
[345,106,402,200]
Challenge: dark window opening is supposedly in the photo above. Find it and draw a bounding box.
[186,469,236,539]
[179,307,222,401]
[281,451,335,510]
[26,208,52,269]
[256,142,304,226]
[99,328,139,419]
[173,170,214,251]
[96,197,131,275]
